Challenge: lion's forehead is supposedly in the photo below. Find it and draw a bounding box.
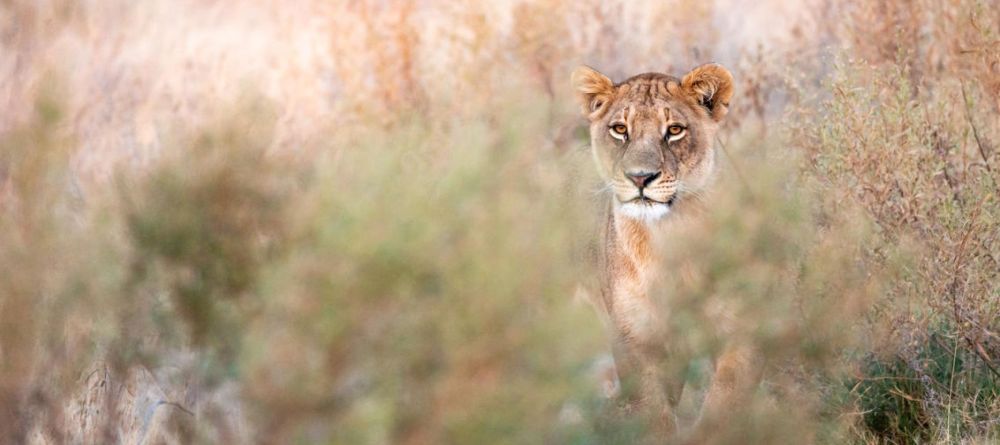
[617,75,683,102]
[604,80,699,124]
[609,102,695,128]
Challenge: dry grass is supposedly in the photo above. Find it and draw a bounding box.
[1,0,997,443]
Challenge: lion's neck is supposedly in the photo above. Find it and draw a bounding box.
[604,204,679,289]
[610,210,655,267]
[599,205,676,340]
[609,202,685,255]
[604,199,701,285]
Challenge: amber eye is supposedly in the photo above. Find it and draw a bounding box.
[667,125,685,136]
[609,124,628,141]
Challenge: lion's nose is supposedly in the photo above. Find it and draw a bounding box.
[625,170,661,189]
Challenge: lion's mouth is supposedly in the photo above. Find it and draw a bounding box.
[627,195,676,207]
[617,194,675,221]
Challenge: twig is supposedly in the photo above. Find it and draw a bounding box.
[971,343,1000,381]
[716,136,756,202]
[945,200,1000,380]
[959,82,995,179]
[157,400,196,417]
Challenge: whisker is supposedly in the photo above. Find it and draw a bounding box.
[591,182,613,196]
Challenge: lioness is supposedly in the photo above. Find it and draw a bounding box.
[572,64,761,437]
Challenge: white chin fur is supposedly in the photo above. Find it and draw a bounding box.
[617,201,670,222]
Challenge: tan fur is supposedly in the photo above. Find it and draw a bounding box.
[573,64,759,438]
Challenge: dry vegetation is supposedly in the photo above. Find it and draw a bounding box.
[1,0,997,443]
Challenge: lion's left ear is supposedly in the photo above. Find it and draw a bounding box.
[681,63,734,122]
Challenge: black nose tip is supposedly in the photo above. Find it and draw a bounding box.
[625,171,661,189]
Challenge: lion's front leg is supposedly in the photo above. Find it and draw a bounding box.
[611,335,687,437]
[696,342,764,429]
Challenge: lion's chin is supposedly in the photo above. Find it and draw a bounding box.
[617,199,671,222]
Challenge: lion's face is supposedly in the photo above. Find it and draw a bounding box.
[573,65,734,221]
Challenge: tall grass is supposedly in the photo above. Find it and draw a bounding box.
[1,0,998,443]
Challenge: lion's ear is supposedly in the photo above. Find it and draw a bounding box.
[572,66,614,119]
[681,63,734,122]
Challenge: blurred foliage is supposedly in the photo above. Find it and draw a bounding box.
[237,106,609,442]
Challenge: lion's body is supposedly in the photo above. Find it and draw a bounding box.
[573,65,761,438]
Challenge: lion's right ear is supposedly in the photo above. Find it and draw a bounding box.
[572,66,614,118]
[681,63,734,122]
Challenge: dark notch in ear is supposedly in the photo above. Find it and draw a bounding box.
[571,66,614,119]
[680,63,734,122]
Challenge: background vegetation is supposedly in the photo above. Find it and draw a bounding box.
[1,0,997,443]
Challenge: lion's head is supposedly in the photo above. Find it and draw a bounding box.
[572,64,734,221]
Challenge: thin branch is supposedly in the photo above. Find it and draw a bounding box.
[970,342,1000,381]
[716,136,756,203]
[158,400,196,417]
[959,82,995,179]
